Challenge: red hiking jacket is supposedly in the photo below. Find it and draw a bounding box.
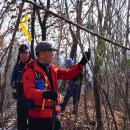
[22,59,83,118]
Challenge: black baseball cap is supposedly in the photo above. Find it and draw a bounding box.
[35,41,58,52]
[19,44,29,53]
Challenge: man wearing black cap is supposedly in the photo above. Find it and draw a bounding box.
[11,44,31,130]
[22,41,91,130]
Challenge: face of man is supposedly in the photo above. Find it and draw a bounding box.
[19,51,30,63]
[39,50,53,64]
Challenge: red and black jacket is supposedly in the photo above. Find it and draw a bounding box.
[22,59,83,118]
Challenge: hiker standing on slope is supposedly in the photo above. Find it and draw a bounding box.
[61,58,83,114]
[22,41,91,130]
[11,44,31,130]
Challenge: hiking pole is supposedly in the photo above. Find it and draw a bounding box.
[52,101,56,130]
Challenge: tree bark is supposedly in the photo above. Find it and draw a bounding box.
[0,1,24,127]
[30,0,36,59]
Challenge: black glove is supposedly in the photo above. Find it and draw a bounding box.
[79,48,91,65]
[42,90,58,101]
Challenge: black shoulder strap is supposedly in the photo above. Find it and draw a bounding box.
[28,61,41,80]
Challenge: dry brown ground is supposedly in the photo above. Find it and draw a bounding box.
[2,94,129,130]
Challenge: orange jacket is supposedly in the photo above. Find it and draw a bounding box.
[22,59,83,118]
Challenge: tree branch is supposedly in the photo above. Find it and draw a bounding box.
[24,0,130,50]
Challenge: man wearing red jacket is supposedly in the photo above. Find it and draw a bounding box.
[22,41,91,130]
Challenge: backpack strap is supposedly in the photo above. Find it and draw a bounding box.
[27,61,42,80]
[35,71,41,80]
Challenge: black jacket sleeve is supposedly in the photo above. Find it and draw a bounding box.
[11,64,18,88]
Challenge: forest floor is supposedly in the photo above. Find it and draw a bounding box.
[1,91,128,130]
[1,92,96,130]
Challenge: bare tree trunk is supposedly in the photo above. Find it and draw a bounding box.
[31,0,36,59]
[93,65,103,130]
[38,0,50,41]
[123,0,130,127]
[84,67,90,123]
[0,1,24,127]
[64,0,83,61]
[93,0,104,129]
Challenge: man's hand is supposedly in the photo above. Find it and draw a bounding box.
[42,90,58,101]
[79,48,91,65]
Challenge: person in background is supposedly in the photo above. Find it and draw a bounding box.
[86,74,93,97]
[61,58,83,114]
[22,41,91,130]
[11,44,31,130]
